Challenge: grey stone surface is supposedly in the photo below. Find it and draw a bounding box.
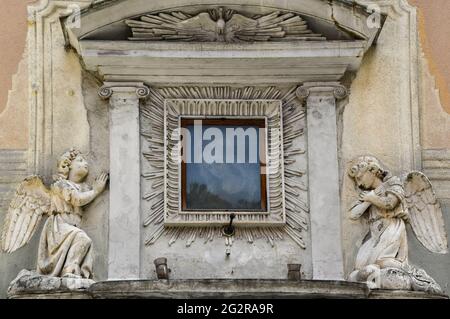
[89,279,370,299]
[81,72,110,284]
[0,75,111,299]
[0,150,37,299]
[78,41,365,86]
[104,84,148,279]
[408,200,450,294]
[10,278,448,299]
[141,237,309,281]
[422,149,450,200]
[139,86,311,281]
[303,83,346,280]
[0,229,40,300]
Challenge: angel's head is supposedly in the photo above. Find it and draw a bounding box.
[57,148,89,182]
[348,156,387,190]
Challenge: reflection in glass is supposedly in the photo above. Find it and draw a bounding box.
[184,124,264,211]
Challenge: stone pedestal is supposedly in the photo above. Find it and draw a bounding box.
[7,270,94,299]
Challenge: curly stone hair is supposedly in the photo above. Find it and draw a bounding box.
[56,148,83,180]
[348,156,387,181]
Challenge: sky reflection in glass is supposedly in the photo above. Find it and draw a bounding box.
[184,124,263,211]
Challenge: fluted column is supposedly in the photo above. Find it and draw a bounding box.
[99,82,149,280]
[297,82,349,281]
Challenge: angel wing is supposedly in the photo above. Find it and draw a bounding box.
[404,171,448,254]
[125,11,219,42]
[225,11,326,42]
[1,175,51,253]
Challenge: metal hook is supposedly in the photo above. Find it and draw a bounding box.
[222,213,236,237]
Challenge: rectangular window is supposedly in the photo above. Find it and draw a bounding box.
[181,119,267,212]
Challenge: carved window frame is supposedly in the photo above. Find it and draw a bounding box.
[164,99,286,227]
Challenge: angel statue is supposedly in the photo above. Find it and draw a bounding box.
[1,148,108,280]
[347,156,448,293]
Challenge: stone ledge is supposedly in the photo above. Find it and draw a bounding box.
[89,279,369,299]
[9,292,92,299]
[369,290,448,299]
[8,279,449,299]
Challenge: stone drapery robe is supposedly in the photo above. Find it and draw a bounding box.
[37,179,94,278]
[355,176,409,270]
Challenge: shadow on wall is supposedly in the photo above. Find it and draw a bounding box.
[0,215,40,299]
[407,201,450,295]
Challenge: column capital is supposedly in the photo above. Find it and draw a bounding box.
[99,82,150,100]
[296,82,349,101]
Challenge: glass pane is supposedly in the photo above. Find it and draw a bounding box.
[183,123,264,211]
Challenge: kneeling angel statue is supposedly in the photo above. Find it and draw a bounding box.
[348,156,448,293]
[1,148,108,279]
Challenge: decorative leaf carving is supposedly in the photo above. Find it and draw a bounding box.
[140,87,308,248]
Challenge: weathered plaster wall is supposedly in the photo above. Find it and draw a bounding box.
[80,71,110,286]
[0,2,110,297]
[0,49,28,149]
[0,0,35,114]
[0,1,448,151]
[0,66,110,300]
[0,0,449,147]
[417,36,450,150]
[143,237,309,281]
[341,1,450,294]
[340,14,408,277]
[0,188,40,300]
[0,0,35,149]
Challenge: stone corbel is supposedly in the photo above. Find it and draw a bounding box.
[295,82,348,281]
[98,82,149,280]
